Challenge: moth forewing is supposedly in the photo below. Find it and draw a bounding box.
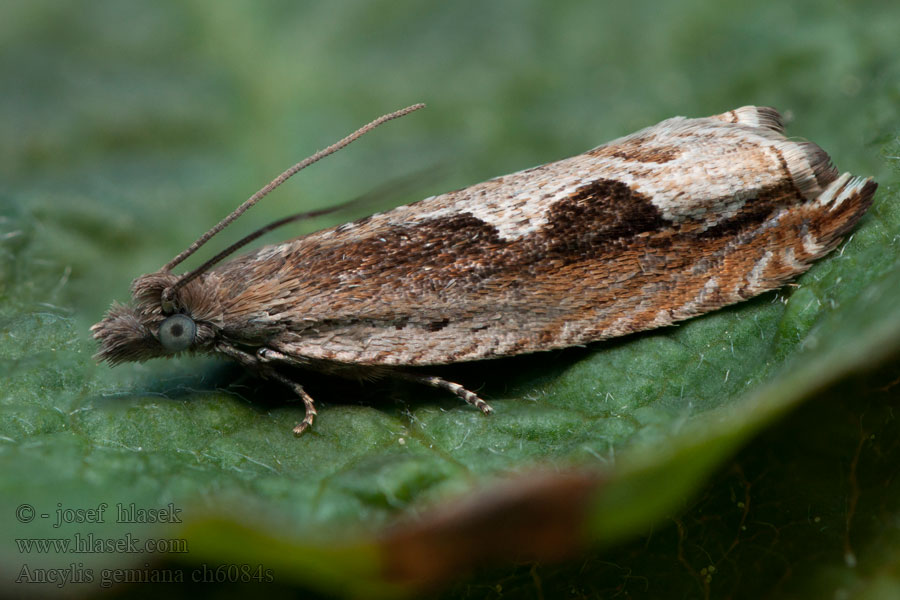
[93,104,877,436]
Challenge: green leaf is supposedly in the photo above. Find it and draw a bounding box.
[2,1,899,598]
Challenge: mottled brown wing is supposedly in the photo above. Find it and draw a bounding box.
[211,106,875,366]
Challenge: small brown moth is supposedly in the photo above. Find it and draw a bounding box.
[93,104,877,435]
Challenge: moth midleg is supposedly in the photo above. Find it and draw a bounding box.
[395,373,494,415]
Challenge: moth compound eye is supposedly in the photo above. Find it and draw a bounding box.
[158,314,196,352]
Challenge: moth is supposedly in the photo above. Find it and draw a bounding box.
[93,104,877,435]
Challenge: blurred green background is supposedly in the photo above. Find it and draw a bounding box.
[2,1,899,598]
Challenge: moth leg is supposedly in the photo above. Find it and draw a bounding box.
[265,369,318,435]
[214,344,318,435]
[256,347,289,362]
[396,373,494,415]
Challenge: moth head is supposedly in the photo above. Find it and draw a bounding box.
[92,104,425,365]
[92,272,219,365]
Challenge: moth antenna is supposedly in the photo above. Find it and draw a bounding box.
[166,165,444,293]
[159,103,425,308]
[170,203,354,293]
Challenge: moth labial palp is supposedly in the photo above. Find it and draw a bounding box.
[92,103,877,436]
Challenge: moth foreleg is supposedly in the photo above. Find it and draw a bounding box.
[216,343,318,435]
[396,373,494,415]
[266,369,318,435]
[256,347,288,362]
